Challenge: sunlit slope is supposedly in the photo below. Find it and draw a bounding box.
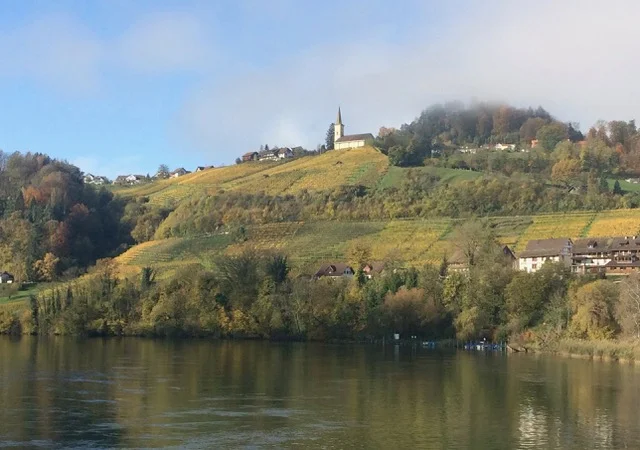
[112,147,389,205]
[116,208,640,275]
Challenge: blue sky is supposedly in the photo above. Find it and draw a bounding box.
[1,1,640,178]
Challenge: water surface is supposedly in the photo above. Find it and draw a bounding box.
[0,337,639,449]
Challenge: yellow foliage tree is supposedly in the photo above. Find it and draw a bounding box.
[33,252,60,282]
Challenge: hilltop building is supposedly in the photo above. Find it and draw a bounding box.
[333,108,374,150]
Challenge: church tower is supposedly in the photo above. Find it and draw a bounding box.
[334,107,344,142]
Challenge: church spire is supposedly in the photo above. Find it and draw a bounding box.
[334,106,344,143]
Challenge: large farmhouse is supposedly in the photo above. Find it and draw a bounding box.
[333,108,374,150]
[517,238,573,272]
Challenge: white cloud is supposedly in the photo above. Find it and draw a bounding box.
[0,15,103,93]
[116,12,213,74]
[178,0,640,161]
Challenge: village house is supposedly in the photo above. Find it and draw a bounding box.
[494,143,516,151]
[362,262,385,278]
[195,165,214,172]
[313,263,355,279]
[0,271,15,284]
[258,149,279,162]
[448,245,517,272]
[518,238,573,273]
[571,238,613,274]
[242,152,259,162]
[333,108,374,150]
[277,147,294,159]
[170,168,190,178]
[83,173,109,185]
[115,174,145,185]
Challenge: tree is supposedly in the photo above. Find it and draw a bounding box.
[33,252,60,281]
[157,164,170,179]
[265,254,290,285]
[570,280,619,339]
[617,274,640,339]
[454,221,495,267]
[140,266,156,290]
[235,158,242,165]
[536,122,568,151]
[505,272,544,333]
[519,117,548,142]
[551,159,582,187]
[613,180,623,195]
[347,243,371,269]
[326,123,335,150]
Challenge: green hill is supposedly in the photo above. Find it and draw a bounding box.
[105,145,640,276]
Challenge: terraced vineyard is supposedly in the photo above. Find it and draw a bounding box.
[112,147,389,206]
[586,209,640,237]
[513,213,596,251]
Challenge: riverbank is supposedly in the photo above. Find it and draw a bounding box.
[526,338,640,364]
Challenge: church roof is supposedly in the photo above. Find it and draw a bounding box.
[335,133,374,143]
[336,107,342,125]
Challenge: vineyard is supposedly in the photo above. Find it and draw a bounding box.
[586,209,640,237]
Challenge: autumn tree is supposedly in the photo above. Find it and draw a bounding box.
[570,280,619,340]
[551,159,582,187]
[347,242,372,269]
[617,274,640,339]
[33,252,60,282]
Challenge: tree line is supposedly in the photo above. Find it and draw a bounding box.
[2,223,638,345]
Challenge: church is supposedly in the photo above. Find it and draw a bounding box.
[333,108,374,150]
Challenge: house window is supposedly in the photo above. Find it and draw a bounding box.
[532,257,537,262]
[532,264,537,270]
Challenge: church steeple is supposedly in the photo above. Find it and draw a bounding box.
[334,107,344,142]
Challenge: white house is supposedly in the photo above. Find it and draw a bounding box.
[494,143,516,151]
[170,168,190,178]
[333,108,374,150]
[518,238,573,272]
[277,147,294,159]
[83,173,109,185]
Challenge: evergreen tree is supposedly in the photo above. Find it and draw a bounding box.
[326,123,335,150]
[613,180,623,195]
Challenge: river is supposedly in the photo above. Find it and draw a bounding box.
[0,337,639,449]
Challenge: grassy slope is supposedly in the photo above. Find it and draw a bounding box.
[107,148,640,275]
[114,208,640,276]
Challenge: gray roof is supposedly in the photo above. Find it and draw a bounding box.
[572,236,640,253]
[572,238,609,253]
[518,238,571,258]
[314,263,354,278]
[335,133,374,143]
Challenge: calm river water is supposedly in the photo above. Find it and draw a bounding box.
[0,337,639,449]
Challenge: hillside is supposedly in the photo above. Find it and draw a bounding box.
[105,144,640,277]
[115,209,640,276]
[113,147,393,205]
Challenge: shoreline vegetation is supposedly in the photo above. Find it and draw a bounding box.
[1,225,639,364]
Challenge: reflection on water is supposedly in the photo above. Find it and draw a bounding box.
[0,338,639,449]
